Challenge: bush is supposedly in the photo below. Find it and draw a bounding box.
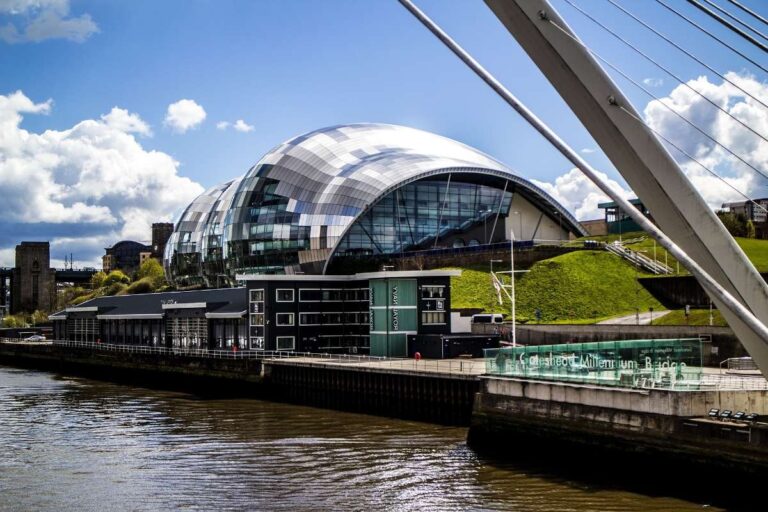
[105,282,128,296]
[136,258,166,288]
[1,314,28,328]
[30,310,48,325]
[126,277,155,295]
[90,271,107,289]
[104,270,130,286]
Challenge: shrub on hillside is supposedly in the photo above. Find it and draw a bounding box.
[104,270,130,286]
[136,259,166,288]
[126,277,155,295]
[90,271,107,289]
[105,282,128,296]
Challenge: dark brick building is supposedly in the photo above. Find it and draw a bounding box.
[151,222,174,259]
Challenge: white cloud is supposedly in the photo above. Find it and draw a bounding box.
[643,71,768,208]
[216,119,254,133]
[532,168,633,221]
[0,90,204,266]
[101,107,152,137]
[164,99,206,133]
[233,119,254,132]
[642,77,663,87]
[0,0,98,44]
[580,147,595,154]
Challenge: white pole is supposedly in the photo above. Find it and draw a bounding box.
[510,227,516,347]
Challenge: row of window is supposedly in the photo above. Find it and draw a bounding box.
[248,288,371,303]
[250,336,295,351]
[422,311,446,325]
[250,311,371,327]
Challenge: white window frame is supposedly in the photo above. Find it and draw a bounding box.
[276,336,295,351]
[276,288,295,302]
[276,312,295,326]
[299,288,321,302]
[299,312,321,326]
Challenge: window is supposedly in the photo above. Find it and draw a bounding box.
[276,313,294,326]
[299,313,321,325]
[250,313,265,326]
[299,289,321,302]
[422,311,446,325]
[276,289,294,302]
[276,336,295,351]
[250,337,264,350]
[421,285,445,298]
[250,289,264,302]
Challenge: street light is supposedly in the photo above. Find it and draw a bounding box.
[490,259,503,274]
[509,227,517,347]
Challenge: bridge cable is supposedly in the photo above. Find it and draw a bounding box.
[551,5,768,183]
[699,0,768,43]
[654,0,768,74]
[546,17,768,212]
[604,0,768,114]
[685,0,768,53]
[563,0,768,146]
[726,0,768,28]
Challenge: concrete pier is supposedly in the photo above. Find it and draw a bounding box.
[469,376,768,473]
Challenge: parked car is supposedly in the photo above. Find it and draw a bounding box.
[23,334,46,342]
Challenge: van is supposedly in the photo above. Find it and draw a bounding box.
[471,314,504,325]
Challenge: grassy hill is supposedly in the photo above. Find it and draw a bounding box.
[447,250,663,323]
[572,231,768,273]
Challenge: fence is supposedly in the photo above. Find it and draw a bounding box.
[0,338,482,375]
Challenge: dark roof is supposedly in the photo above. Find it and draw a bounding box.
[597,198,644,209]
[57,287,246,318]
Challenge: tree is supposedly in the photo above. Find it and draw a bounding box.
[746,220,756,239]
[716,211,747,237]
[136,258,166,288]
[90,271,107,289]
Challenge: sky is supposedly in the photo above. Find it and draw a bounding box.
[1,0,767,267]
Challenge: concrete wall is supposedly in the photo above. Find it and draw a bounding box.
[640,273,768,308]
[506,193,569,241]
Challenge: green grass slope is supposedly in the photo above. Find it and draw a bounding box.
[447,250,663,323]
[653,309,728,327]
[572,231,768,273]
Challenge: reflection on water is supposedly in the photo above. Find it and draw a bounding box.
[0,366,720,511]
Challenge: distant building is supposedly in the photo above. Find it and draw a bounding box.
[721,198,768,239]
[151,222,174,259]
[597,198,652,235]
[580,218,608,237]
[11,242,55,313]
[103,241,152,276]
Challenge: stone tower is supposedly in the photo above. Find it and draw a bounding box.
[151,222,174,259]
[11,242,55,313]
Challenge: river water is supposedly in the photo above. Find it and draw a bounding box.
[0,366,725,511]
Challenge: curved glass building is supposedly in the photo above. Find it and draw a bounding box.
[165,123,585,285]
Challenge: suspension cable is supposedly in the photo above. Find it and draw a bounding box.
[686,0,768,53]
[562,0,768,146]
[701,0,768,42]
[605,0,768,113]
[547,15,768,188]
[617,104,768,213]
[655,0,768,74]
[726,0,768,27]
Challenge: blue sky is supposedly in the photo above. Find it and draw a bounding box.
[1,0,767,266]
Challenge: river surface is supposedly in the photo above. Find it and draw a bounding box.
[0,365,727,511]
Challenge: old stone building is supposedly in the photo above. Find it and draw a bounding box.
[11,241,56,313]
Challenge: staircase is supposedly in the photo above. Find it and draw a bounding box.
[604,241,673,275]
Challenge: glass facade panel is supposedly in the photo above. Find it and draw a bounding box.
[485,338,703,389]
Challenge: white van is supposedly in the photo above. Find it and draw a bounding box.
[471,313,504,325]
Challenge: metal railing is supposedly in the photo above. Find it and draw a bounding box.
[0,338,483,375]
[605,241,673,274]
[720,357,758,371]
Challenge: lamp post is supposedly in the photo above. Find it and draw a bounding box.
[490,259,503,274]
[513,211,522,242]
[510,227,517,347]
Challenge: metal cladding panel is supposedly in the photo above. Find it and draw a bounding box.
[164,123,585,285]
[223,123,584,276]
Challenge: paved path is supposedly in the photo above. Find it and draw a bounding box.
[597,310,671,325]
